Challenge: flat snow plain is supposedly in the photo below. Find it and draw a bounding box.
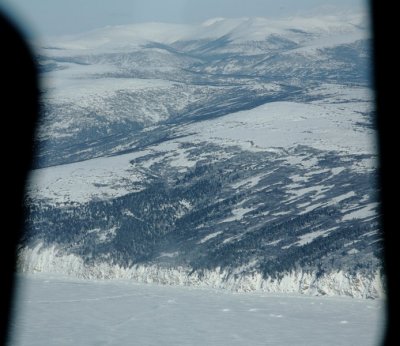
[9,274,385,346]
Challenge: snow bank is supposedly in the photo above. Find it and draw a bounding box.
[18,244,385,299]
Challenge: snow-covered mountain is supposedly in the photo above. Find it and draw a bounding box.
[19,14,383,298]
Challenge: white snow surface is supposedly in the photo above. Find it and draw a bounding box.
[45,73,173,112]
[342,203,379,221]
[18,244,385,299]
[198,231,223,244]
[27,138,199,204]
[294,229,332,246]
[27,151,149,204]
[9,273,385,346]
[221,207,255,222]
[177,96,376,155]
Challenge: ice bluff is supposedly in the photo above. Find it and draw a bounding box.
[18,244,385,299]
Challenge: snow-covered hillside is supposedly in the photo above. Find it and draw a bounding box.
[28,87,375,205]
[19,12,382,298]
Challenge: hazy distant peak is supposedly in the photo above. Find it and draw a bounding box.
[201,17,226,26]
[43,13,369,55]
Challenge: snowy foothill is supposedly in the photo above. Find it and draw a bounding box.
[27,86,376,205]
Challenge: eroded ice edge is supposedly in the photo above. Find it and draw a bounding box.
[19,243,384,299]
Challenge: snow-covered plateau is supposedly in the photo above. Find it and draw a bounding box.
[19,12,383,302]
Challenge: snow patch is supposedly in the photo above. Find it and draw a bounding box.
[348,248,360,255]
[158,252,179,259]
[198,231,223,244]
[266,239,282,246]
[231,175,264,189]
[293,230,330,246]
[331,191,356,204]
[221,207,254,222]
[342,203,378,221]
